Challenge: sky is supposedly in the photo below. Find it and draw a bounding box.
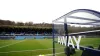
[0,0,100,23]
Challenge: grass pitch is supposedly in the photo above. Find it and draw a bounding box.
[0,38,100,56]
[0,39,64,56]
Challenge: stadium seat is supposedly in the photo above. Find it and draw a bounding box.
[81,46,100,56]
[64,45,76,55]
[98,45,100,50]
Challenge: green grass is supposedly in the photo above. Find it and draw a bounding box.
[0,40,19,47]
[80,38,100,47]
[0,39,63,56]
[0,38,100,56]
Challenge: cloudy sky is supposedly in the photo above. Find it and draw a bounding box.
[0,0,99,23]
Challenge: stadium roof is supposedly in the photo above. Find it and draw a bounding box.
[52,9,100,26]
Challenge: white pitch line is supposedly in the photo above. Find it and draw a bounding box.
[46,52,64,56]
[0,47,65,53]
[36,50,81,56]
[36,52,65,56]
[0,40,26,49]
